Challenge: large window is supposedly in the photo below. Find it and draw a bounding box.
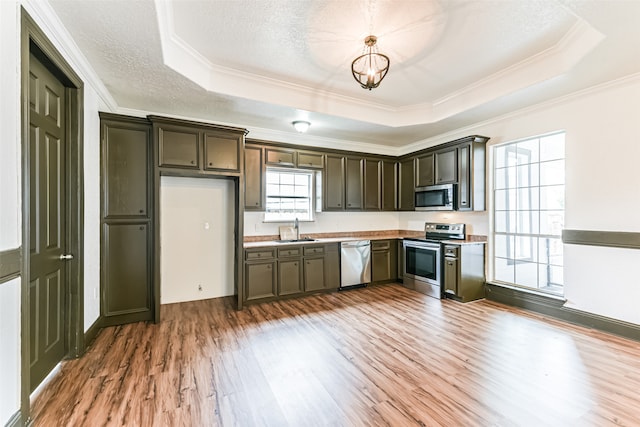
[493,132,565,295]
[264,168,315,222]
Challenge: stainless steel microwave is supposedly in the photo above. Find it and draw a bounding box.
[415,183,455,211]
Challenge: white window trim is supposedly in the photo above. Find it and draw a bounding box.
[262,167,317,223]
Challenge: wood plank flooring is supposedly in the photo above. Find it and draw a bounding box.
[30,284,640,426]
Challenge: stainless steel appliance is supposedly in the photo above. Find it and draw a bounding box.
[403,222,465,298]
[340,240,371,289]
[415,183,456,211]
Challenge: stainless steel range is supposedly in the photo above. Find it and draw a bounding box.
[402,222,465,299]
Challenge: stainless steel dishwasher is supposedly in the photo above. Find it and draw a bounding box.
[340,240,371,289]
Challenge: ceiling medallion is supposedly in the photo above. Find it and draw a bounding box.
[351,35,390,90]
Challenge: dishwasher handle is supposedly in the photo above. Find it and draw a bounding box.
[341,240,371,248]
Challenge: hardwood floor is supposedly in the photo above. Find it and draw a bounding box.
[31,284,640,426]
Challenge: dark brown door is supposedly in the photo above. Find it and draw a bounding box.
[28,53,68,391]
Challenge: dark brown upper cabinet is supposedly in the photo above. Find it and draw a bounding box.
[204,131,240,172]
[101,120,151,218]
[381,160,397,211]
[434,147,457,184]
[324,155,345,210]
[398,158,415,211]
[158,125,199,169]
[150,116,247,176]
[345,157,364,210]
[415,153,434,187]
[297,150,324,169]
[265,147,296,167]
[364,159,381,211]
[244,144,264,210]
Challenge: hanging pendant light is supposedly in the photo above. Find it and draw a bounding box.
[351,35,390,90]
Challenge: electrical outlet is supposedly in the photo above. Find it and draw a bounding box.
[198,285,203,291]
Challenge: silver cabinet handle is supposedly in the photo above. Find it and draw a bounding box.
[59,254,74,260]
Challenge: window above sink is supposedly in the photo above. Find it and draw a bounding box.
[264,168,320,222]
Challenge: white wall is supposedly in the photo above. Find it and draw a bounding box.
[160,177,235,304]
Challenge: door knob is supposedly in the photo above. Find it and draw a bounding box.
[59,254,74,260]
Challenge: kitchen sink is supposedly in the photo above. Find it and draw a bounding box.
[273,237,317,243]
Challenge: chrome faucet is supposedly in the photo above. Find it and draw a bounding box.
[294,217,299,240]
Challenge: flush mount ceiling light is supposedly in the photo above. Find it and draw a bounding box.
[292,120,311,133]
[351,35,390,90]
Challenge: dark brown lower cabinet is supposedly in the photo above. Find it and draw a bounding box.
[245,260,277,301]
[279,259,303,296]
[443,243,485,302]
[244,243,339,304]
[304,257,325,292]
[371,240,398,284]
[102,223,153,325]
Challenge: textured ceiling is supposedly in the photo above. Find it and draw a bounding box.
[48,0,640,153]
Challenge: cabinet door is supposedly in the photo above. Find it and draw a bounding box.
[345,157,363,210]
[415,153,434,187]
[297,151,324,169]
[244,144,264,210]
[204,132,240,172]
[323,244,341,289]
[458,143,471,210]
[304,257,326,292]
[265,148,296,167]
[364,159,381,211]
[245,261,277,301]
[324,155,345,210]
[102,223,152,321]
[444,257,458,295]
[372,250,391,282]
[278,259,303,296]
[435,147,457,184]
[398,158,415,211]
[158,127,199,169]
[102,122,150,218]
[381,160,397,211]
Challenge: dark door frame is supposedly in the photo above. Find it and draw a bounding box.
[20,9,85,423]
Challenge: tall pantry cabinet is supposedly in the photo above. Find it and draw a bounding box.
[100,113,155,325]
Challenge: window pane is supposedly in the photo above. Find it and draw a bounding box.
[495,168,508,190]
[540,211,564,235]
[516,187,539,210]
[540,185,564,210]
[516,210,539,235]
[494,257,514,283]
[515,261,538,288]
[516,163,539,187]
[515,236,537,261]
[264,169,315,222]
[495,189,516,211]
[495,235,514,259]
[540,133,565,161]
[495,211,516,233]
[516,139,539,164]
[540,160,564,186]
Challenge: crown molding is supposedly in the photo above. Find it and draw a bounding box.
[23,0,117,111]
[154,0,604,129]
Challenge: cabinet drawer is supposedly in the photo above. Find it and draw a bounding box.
[277,247,301,258]
[245,249,276,260]
[303,246,325,256]
[444,245,459,258]
[265,148,296,167]
[372,240,390,251]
